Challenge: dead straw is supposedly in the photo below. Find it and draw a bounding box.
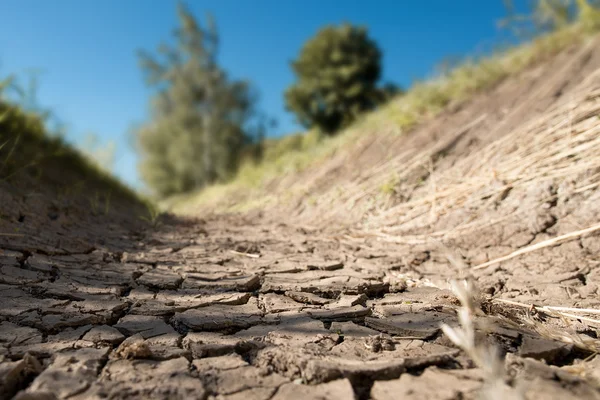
[473,223,600,270]
[493,298,600,328]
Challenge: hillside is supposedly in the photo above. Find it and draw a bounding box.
[172,24,600,222]
[0,100,149,254]
[2,23,600,400]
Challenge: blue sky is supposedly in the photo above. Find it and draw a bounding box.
[0,0,529,189]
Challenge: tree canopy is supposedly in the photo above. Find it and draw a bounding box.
[285,24,398,134]
[134,3,259,197]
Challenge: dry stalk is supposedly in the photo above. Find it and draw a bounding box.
[441,279,523,400]
[229,250,260,258]
[473,223,600,270]
[435,242,523,399]
[495,298,600,316]
[521,314,600,353]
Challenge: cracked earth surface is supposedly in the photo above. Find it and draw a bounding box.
[3,39,600,400]
[1,211,599,400]
[0,214,465,400]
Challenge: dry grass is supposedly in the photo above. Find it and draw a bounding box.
[493,298,600,352]
[495,298,600,327]
[358,51,600,244]
[169,20,600,215]
[523,316,600,353]
[436,237,600,398]
[434,241,519,398]
[441,278,523,400]
[473,222,600,270]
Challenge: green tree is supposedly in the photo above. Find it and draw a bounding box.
[134,3,258,197]
[285,24,396,134]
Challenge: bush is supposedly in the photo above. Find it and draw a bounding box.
[285,23,397,135]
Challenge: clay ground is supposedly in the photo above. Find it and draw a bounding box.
[2,38,600,400]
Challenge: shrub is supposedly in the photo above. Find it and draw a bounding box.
[285,23,398,135]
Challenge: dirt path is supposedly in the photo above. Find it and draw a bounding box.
[1,208,599,399]
[2,38,600,400]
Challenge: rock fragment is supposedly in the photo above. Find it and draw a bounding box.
[88,357,205,399]
[284,291,331,305]
[0,322,43,346]
[18,347,109,399]
[172,298,262,332]
[518,334,573,363]
[272,378,355,400]
[114,315,176,339]
[82,325,125,345]
[137,268,183,290]
[371,367,483,400]
[0,354,43,399]
[365,312,451,339]
[114,334,152,360]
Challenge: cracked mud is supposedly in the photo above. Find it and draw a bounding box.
[2,38,600,400]
[1,212,599,400]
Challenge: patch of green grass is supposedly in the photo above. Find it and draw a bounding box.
[169,17,600,215]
